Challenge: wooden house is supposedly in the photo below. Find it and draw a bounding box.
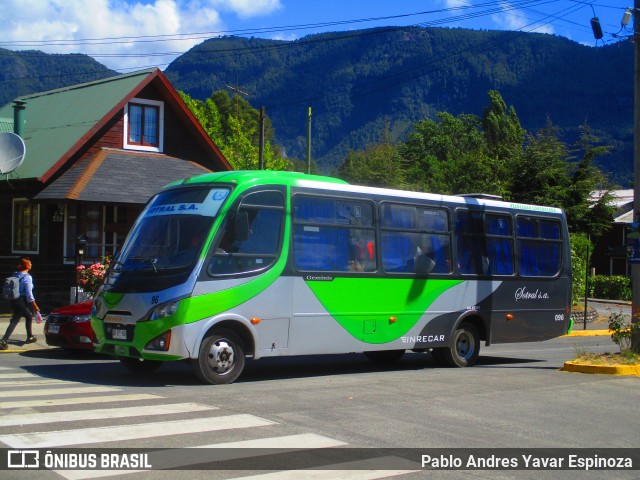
[0,68,231,310]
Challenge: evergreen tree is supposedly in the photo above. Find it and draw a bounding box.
[564,126,615,237]
[511,119,571,207]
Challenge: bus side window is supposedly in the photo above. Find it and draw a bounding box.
[517,217,562,277]
[293,195,375,273]
[455,210,488,275]
[484,214,514,275]
[209,191,284,276]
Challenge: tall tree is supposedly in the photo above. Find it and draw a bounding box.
[336,142,404,189]
[399,112,497,195]
[179,90,293,171]
[510,119,571,207]
[564,126,615,237]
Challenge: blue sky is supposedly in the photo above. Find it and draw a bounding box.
[0,0,632,72]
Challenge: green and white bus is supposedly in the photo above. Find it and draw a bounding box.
[92,171,573,384]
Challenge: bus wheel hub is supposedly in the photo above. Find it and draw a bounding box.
[207,340,234,372]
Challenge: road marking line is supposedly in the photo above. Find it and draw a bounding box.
[0,372,40,378]
[0,414,276,448]
[0,402,216,427]
[56,434,349,480]
[0,394,163,410]
[0,379,79,387]
[1,386,119,399]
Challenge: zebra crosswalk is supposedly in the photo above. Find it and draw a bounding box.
[0,368,419,479]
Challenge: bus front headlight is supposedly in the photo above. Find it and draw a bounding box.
[149,301,179,320]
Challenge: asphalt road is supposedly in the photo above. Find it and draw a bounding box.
[1,333,638,479]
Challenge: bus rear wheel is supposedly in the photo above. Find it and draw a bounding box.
[192,329,245,385]
[364,349,405,363]
[441,322,480,367]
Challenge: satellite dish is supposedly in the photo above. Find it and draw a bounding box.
[0,132,26,174]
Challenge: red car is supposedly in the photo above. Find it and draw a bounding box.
[44,301,95,350]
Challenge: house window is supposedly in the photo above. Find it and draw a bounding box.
[65,204,141,263]
[12,199,39,254]
[124,99,164,152]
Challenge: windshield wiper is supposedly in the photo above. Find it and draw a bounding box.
[129,256,159,273]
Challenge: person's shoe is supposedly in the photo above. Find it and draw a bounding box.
[25,336,37,344]
[0,339,8,350]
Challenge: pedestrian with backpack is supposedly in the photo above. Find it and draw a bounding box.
[1,258,40,350]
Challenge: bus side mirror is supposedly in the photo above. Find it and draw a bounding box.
[235,210,249,242]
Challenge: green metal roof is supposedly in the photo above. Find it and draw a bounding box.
[0,69,156,180]
[0,118,13,133]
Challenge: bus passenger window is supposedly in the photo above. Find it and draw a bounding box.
[208,191,284,276]
[517,216,562,277]
[293,195,376,273]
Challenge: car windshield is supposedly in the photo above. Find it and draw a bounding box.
[115,186,229,273]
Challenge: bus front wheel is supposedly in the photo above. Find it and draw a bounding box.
[441,322,480,367]
[193,329,245,385]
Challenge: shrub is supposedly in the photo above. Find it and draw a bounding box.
[592,275,632,301]
[608,311,639,353]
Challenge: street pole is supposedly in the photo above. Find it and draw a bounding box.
[259,106,265,170]
[633,0,640,351]
[307,107,312,174]
[584,243,589,330]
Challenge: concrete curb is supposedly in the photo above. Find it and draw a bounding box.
[562,361,640,377]
[563,330,611,337]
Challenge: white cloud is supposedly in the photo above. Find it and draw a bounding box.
[0,0,282,72]
[214,0,282,19]
[491,1,555,35]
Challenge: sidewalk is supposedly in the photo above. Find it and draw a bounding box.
[0,314,49,352]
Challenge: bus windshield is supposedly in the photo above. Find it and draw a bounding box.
[104,187,230,292]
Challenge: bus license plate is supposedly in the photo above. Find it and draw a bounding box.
[49,325,60,334]
[112,329,127,340]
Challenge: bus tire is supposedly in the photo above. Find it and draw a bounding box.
[363,349,405,363]
[441,322,480,367]
[193,329,245,385]
[119,357,163,374]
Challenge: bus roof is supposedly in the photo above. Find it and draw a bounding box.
[166,170,348,189]
[165,170,563,215]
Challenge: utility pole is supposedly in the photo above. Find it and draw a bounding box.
[633,0,640,351]
[226,80,249,169]
[306,107,312,174]
[259,106,265,170]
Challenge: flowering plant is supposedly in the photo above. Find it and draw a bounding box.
[76,257,110,296]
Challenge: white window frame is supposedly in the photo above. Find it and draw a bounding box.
[123,98,164,152]
[12,197,40,254]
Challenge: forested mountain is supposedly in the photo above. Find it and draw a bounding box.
[0,27,633,185]
[165,27,633,185]
[0,48,116,106]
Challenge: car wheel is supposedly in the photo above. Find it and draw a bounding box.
[192,329,245,385]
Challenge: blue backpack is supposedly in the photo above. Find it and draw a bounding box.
[2,275,21,301]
